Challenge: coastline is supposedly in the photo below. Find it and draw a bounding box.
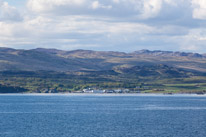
[0,93,205,97]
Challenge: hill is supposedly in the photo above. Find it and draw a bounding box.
[0,47,206,73]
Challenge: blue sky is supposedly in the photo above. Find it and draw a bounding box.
[5,0,25,6]
[1,0,206,53]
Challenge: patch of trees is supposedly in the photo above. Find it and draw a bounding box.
[0,84,28,93]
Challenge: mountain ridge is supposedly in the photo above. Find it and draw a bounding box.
[0,47,206,72]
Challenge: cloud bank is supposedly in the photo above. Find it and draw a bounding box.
[0,0,206,53]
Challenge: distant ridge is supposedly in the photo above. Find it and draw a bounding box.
[0,47,206,72]
[133,49,204,58]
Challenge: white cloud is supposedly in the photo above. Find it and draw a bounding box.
[0,13,156,50]
[26,0,185,21]
[91,1,99,9]
[91,1,112,10]
[0,1,22,21]
[192,0,206,19]
[27,0,86,13]
[26,0,162,19]
[0,22,13,36]
[140,0,163,19]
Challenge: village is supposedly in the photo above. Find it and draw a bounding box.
[33,86,152,94]
[81,88,144,94]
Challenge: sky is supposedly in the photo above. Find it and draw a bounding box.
[0,0,206,53]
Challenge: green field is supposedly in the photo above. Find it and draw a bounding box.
[0,70,206,94]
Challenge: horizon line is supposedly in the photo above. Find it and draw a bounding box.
[0,47,205,54]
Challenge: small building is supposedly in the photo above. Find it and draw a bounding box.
[114,89,123,93]
[123,89,130,93]
[92,90,105,93]
[83,88,105,93]
[83,89,93,93]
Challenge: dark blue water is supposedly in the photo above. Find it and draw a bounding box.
[0,94,206,137]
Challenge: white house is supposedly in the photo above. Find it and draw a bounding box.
[83,89,93,93]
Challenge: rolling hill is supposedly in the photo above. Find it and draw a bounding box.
[0,47,206,73]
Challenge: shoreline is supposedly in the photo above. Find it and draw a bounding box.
[0,93,205,97]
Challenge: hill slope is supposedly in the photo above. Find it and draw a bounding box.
[0,47,206,73]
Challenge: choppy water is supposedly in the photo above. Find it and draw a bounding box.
[0,94,206,137]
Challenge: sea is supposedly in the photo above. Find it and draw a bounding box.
[0,94,206,137]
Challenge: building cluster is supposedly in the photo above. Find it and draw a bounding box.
[82,88,141,93]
